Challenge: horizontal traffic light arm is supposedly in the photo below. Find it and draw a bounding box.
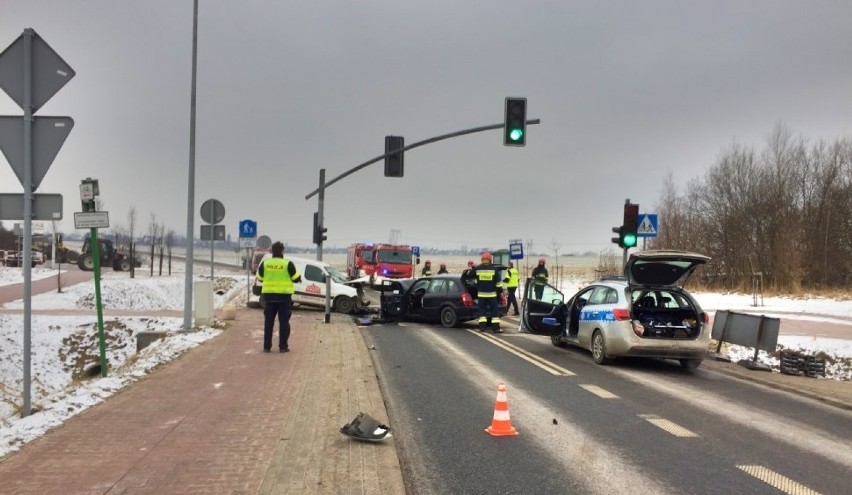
[305,118,541,200]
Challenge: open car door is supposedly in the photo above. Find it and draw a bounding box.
[520,278,566,336]
[378,279,409,320]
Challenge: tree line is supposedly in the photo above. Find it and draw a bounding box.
[650,124,851,292]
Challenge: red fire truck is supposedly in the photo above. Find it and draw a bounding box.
[347,243,414,282]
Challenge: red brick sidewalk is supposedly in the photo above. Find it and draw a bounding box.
[0,308,404,494]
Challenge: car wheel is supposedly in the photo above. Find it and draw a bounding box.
[440,307,459,328]
[333,296,355,314]
[680,359,702,373]
[119,259,131,271]
[551,335,567,348]
[591,330,610,365]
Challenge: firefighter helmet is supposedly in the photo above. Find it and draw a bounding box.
[481,252,493,262]
[538,258,546,264]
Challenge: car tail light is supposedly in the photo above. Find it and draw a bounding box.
[461,293,473,307]
[612,308,631,321]
[700,312,709,323]
[500,293,508,305]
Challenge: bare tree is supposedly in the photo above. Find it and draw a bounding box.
[127,206,137,278]
[148,214,158,277]
[166,229,175,276]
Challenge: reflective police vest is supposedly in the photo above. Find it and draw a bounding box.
[504,268,519,288]
[258,257,298,294]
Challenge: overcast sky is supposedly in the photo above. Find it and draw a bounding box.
[1,1,851,253]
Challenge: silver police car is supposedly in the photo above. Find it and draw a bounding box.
[521,250,711,372]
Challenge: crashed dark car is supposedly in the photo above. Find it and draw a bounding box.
[379,274,508,328]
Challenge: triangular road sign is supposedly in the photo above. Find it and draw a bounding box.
[0,116,74,190]
[0,30,76,112]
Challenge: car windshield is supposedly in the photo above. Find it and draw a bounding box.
[377,249,412,264]
[326,265,348,283]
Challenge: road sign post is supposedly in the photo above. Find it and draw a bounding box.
[200,199,225,279]
[78,177,109,379]
[0,29,75,418]
[238,219,258,303]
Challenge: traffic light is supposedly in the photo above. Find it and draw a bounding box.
[611,226,624,247]
[313,212,327,244]
[384,135,404,177]
[503,97,527,146]
[622,203,639,248]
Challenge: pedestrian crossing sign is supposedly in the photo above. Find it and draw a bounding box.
[636,214,658,238]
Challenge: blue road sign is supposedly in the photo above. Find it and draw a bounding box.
[412,246,420,256]
[636,213,658,238]
[239,219,257,238]
[509,241,524,260]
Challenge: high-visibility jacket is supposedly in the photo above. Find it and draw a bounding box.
[258,256,300,295]
[532,265,549,286]
[503,268,519,288]
[472,262,503,298]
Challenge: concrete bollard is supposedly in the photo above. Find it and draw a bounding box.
[221,304,236,321]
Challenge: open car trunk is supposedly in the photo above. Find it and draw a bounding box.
[630,289,703,339]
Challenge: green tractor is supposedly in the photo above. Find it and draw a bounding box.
[77,238,139,271]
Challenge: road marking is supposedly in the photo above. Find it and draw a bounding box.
[470,330,575,376]
[578,384,619,399]
[638,414,699,437]
[737,465,821,495]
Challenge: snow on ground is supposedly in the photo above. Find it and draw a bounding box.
[0,264,245,458]
[0,266,849,459]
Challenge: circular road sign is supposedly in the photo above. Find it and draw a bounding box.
[200,199,225,224]
[256,235,272,249]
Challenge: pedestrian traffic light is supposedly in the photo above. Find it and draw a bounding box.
[313,212,327,244]
[622,203,639,248]
[504,97,527,147]
[384,135,404,177]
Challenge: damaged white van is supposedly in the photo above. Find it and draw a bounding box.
[250,255,370,314]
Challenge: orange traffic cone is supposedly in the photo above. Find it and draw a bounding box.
[485,382,519,436]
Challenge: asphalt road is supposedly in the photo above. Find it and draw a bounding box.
[363,319,852,495]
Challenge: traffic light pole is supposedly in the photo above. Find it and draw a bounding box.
[304,119,541,200]
[306,119,540,324]
[316,169,332,323]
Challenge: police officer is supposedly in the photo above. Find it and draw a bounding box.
[257,241,302,353]
[503,261,520,315]
[532,258,548,300]
[421,260,433,276]
[472,252,503,333]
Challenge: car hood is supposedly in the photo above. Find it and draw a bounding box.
[625,250,710,288]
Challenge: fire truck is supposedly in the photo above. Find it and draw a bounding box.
[347,243,414,282]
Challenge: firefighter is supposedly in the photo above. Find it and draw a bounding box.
[532,258,549,300]
[503,261,520,315]
[421,260,433,276]
[437,262,448,274]
[472,252,503,333]
[461,260,477,297]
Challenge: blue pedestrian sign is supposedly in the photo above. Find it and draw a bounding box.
[239,219,257,238]
[636,213,658,238]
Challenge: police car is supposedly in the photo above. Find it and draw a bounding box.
[521,250,711,372]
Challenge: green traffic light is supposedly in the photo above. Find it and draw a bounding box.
[509,128,524,141]
[623,233,637,248]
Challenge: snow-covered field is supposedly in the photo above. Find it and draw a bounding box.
[0,263,849,459]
